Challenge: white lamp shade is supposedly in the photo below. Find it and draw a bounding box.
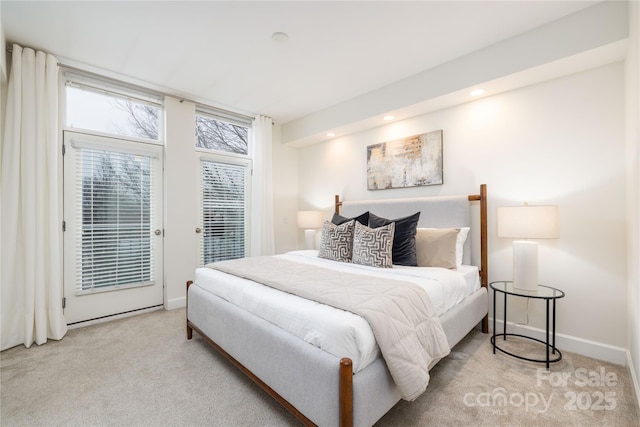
[497,205,559,239]
[297,211,324,229]
[498,205,558,291]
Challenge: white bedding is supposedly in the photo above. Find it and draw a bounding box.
[193,250,480,373]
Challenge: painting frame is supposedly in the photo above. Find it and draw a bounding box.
[366,129,443,190]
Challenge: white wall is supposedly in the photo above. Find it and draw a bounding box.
[163,97,197,310]
[297,62,628,361]
[625,0,640,401]
[272,124,300,254]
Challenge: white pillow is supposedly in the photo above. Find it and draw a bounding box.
[456,227,470,267]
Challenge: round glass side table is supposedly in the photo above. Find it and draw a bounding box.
[490,281,565,369]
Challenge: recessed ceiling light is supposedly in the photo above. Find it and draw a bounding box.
[271,32,289,43]
[326,132,336,138]
[383,115,395,121]
[470,89,485,97]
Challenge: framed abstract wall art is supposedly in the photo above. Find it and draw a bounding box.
[367,129,443,190]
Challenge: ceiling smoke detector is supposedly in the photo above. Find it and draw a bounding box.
[271,32,289,43]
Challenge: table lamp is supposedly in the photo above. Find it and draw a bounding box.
[497,205,559,291]
[297,210,324,250]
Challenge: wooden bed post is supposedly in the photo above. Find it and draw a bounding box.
[468,184,489,333]
[186,280,193,339]
[339,358,354,427]
[335,194,342,214]
[479,184,488,289]
[479,184,488,333]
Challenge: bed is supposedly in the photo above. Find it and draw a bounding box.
[186,184,488,427]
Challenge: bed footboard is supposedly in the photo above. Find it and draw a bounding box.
[188,318,320,425]
[186,280,358,427]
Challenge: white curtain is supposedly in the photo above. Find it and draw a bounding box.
[250,115,275,256]
[1,44,67,350]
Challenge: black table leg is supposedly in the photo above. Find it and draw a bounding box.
[503,292,507,340]
[492,287,496,354]
[552,299,557,355]
[545,299,550,370]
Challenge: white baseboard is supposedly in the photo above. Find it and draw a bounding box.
[627,350,640,412]
[491,318,627,365]
[165,296,186,310]
[67,305,163,330]
[68,298,186,330]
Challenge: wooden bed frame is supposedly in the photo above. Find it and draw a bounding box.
[186,184,488,427]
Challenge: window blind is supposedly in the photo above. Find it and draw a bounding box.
[65,70,164,107]
[75,147,155,291]
[200,160,247,265]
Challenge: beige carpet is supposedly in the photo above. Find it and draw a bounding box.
[1,308,638,426]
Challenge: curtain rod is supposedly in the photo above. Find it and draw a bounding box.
[6,45,264,124]
[60,63,259,123]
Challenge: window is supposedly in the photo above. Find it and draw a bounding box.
[65,71,163,142]
[196,108,251,155]
[199,157,251,265]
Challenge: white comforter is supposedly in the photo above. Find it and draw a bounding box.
[193,250,479,373]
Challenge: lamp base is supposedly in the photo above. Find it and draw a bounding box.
[513,240,538,291]
[304,229,317,250]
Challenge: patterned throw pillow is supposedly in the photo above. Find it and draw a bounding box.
[318,220,355,263]
[352,221,395,268]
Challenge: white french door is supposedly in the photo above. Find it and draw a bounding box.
[197,154,251,266]
[63,131,164,324]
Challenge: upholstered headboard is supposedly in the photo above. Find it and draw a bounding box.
[335,184,487,290]
[340,195,473,265]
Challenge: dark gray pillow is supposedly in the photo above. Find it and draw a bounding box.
[331,211,369,226]
[368,212,420,266]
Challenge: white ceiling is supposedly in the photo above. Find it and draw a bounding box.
[2,1,604,127]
